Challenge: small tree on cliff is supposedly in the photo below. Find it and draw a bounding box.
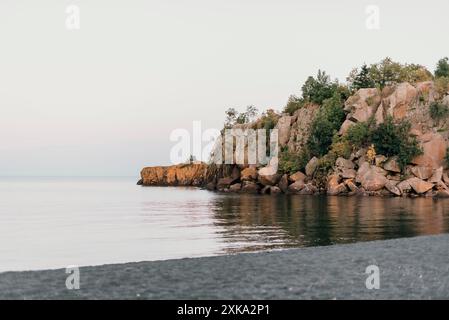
[348,64,375,91]
[435,57,449,78]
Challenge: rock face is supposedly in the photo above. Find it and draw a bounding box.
[305,157,319,176]
[275,115,292,147]
[344,88,381,123]
[140,163,207,186]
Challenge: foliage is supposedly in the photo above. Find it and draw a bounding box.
[301,70,339,105]
[430,102,449,123]
[283,95,305,115]
[435,76,449,96]
[347,58,433,90]
[345,119,374,149]
[435,57,449,78]
[370,116,422,170]
[306,93,346,157]
[366,144,376,165]
[328,135,352,159]
[347,64,375,91]
[278,148,309,175]
[224,105,259,128]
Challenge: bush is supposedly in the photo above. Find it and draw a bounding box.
[278,148,309,175]
[345,120,373,149]
[370,116,422,169]
[435,57,449,78]
[328,135,352,159]
[306,94,346,157]
[430,102,449,123]
[435,77,449,97]
[283,95,305,115]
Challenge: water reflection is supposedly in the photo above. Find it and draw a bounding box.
[211,194,449,254]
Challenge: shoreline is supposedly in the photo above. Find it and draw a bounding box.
[1,234,448,299]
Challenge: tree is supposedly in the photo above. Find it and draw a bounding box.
[301,70,338,105]
[350,64,375,90]
[224,107,238,128]
[435,57,449,78]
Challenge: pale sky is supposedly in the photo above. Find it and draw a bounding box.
[0,0,448,176]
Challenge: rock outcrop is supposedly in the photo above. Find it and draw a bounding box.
[140,81,449,198]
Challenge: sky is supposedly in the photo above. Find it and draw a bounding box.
[0,0,448,177]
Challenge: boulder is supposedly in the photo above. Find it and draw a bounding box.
[344,88,381,123]
[278,174,289,193]
[229,183,241,192]
[217,177,236,190]
[341,168,356,179]
[412,133,446,169]
[383,157,401,173]
[375,155,387,167]
[385,180,401,196]
[361,168,388,191]
[241,167,258,181]
[411,166,433,180]
[327,174,347,195]
[382,82,418,120]
[288,180,305,193]
[345,179,359,192]
[407,177,434,194]
[397,180,412,194]
[275,115,292,147]
[436,190,449,198]
[443,173,449,185]
[299,183,318,195]
[305,157,319,176]
[241,181,260,194]
[339,120,355,135]
[258,173,281,186]
[336,157,355,170]
[289,171,306,182]
[270,186,282,194]
[429,167,443,183]
[356,162,371,183]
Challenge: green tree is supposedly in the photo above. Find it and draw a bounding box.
[301,70,338,105]
[350,64,375,90]
[435,57,449,78]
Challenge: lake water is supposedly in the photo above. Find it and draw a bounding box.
[1,177,449,272]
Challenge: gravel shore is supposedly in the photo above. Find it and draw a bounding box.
[1,234,448,299]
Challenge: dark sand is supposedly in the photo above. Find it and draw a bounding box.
[1,234,448,299]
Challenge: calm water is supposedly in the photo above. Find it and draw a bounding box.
[1,177,449,272]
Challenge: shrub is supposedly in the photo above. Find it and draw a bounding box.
[278,148,309,175]
[328,135,352,159]
[370,116,422,169]
[347,64,375,91]
[430,102,449,124]
[346,120,374,149]
[435,57,449,78]
[283,95,305,115]
[435,77,449,97]
[307,94,346,157]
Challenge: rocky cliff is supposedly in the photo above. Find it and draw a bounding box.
[140,80,449,197]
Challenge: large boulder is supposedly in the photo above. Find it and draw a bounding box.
[411,166,433,180]
[382,82,418,120]
[305,157,319,176]
[289,171,306,182]
[288,180,305,193]
[287,104,320,153]
[336,157,355,170]
[412,133,446,169]
[407,177,434,194]
[275,115,292,147]
[397,180,412,194]
[360,168,388,191]
[327,174,347,195]
[339,120,356,135]
[258,158,281,186]
[429,167,444,183]
[229,183,242,192]
[385,180,401,196]
[217,177,236,190]
[341,169,357,179]
[356,162,371,183]
[383,157,401,173]
[241,167,258,181]
[278,174,289,193]
[344,88,381,123]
